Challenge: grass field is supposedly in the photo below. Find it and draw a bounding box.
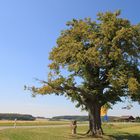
[0,120,71,126]
[0,122,140,140]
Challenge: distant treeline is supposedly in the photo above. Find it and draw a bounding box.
[51,115,140,122]
[51,116,89,121]
[50,115,121,122]
[0,113,36,121]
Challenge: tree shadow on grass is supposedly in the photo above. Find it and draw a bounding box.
[66,133,88,139]
[67,132,140,140]
[66,133,104,139]
[109,132,140,140]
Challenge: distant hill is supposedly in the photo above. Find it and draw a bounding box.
[36,116,48,120]
[0,114,130,122]
[51,115,88,121]
[0,113,36,121]
[50,115,121,122]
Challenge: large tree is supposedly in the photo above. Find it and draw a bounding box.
[27,11,140,135]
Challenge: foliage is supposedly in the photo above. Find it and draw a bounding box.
[27,10,140,108]
[135,116,140,122]
[0,113,35,121]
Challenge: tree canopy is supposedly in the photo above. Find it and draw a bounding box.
[27,10,140,135]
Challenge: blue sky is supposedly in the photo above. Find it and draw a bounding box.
[0,0,140,117]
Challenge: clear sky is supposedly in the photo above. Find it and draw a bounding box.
[0,0,140,118]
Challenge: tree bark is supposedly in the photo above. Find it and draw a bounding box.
[87,103,104,136]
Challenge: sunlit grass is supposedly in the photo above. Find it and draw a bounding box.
[0,122,140,140]
[0,120,71,126]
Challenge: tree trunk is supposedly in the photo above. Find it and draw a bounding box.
[87,103,104,136]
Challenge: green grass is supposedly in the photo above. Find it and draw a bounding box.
[0,123,140,140]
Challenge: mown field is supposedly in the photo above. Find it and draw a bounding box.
[0,120,72,126]
[0,122,140,140]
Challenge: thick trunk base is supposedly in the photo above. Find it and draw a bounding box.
[86,127,104,136]
[86,103,104,136]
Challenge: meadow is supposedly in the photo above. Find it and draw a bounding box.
[0,121,140,140]
[0,120,70,126]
